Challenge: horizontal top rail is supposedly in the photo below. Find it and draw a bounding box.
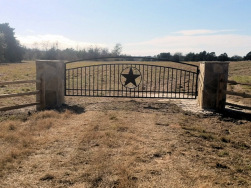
[65,56,199,68]
[0,80,40,86]
[66,63,199,73]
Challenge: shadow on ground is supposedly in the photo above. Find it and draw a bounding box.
[223,103,251,121]
[220,109,251,122]
[57,104,86,114]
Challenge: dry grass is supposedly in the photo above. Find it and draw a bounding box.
[0,110,74,179]
[179,112,251,187]
[0,98,250,187]
[0,60,250,187]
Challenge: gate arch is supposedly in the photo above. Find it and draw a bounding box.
[65,56,199,99]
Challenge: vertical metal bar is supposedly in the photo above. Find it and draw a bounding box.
[150,66,152,97]
[114,64,115,96]
[132,64,135,97]
[167,68,169,97]
[81,67,83,96]
[142,64,145,97]
[125,65,128,97]
[64,64,66,96]
[118,64,120,96]
[163,67,165,97]
[158,67,161,97]
[146,65,149,97]
[122,64,124,97]
[101,65,103,96]
[68,69,71,95]
[93,66,95,96]
[188,72,190,98]
[77,68,81,95]
[192,72,195,98]
[85,67,87,96]
[134,65,136,98]
[110,64,112,96]
[97,65,99,96]
[154,66,157,97]
[77,68,79,95]
[106,64,107,96]
[133,66,136,98]
[171,68,173,98]
[179,70,182,98]
[126,65,128,97]
[138,64,140,98]
[175,69,178,98]
[89,66,91,96]
[65,69,67,95]
[183,71,186,99]
[72,69,74,95]
[130,65,132,98]
[195,68,199,98]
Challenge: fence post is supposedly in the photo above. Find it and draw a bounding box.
[198,61,229,111]
[36,60,65,110]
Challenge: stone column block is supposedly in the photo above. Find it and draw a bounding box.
[198,61,229,111]
[36,60,65,110]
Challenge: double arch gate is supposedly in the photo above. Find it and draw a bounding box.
[65,57,199,99]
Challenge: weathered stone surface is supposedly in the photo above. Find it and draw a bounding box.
[36,60,65,110]
[198,61,229,111]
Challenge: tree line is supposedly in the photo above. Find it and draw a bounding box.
[0,23,122,62]
[0,23,251,63]
[156,51,251,62]
[23,43,122,61]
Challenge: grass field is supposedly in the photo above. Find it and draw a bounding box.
[0,60,250,187]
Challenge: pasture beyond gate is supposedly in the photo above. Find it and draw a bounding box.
[65,57,199,99]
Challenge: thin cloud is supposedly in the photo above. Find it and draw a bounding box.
[124,33,251,56]
[17,34,107,50]
[17,32,251,57]
[174,29,236,36]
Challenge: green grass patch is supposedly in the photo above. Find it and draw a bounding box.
[229,75,251,93]
[231,75,251,84]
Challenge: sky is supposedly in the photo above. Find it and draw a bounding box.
[0,0,251,56]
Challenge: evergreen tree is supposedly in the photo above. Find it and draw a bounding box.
[218,53,229,61]
[184,52,196,61]
[244,51,251,60]
[0,33,6,62]
[207,52,217,61]
[230,55,243,61]
[0,23,24,62]
[157,52,172,60]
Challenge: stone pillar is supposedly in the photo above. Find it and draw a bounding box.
[198,61,229,111]
[36,60,65,110]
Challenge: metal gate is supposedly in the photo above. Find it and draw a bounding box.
[65,57,199,99]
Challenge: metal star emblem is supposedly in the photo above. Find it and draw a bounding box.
[121,67,141,88]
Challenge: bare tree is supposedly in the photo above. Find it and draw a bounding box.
[112,43,122,56]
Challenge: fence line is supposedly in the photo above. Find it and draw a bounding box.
[0,91,40,99]
[0,80,41,111]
